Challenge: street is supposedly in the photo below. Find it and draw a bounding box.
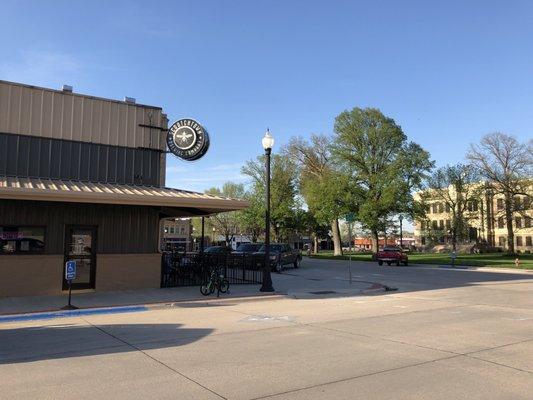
[1,259,532,400]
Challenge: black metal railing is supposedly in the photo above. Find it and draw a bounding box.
[161,252,264,288]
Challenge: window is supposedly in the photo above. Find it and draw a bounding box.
[525,217,532,228]
[497,198,504,211]
[432,203,437,214]
[498,236,506,246]
[432,220,438,230]
[438,203,444,214]
[526,237,532,247]
[0,226,45,254]
[515,217,522,229]
[468,200,478,212]
[514,197,522,211]
[446,220,451,229]
[439,220,444,229]
[498,217,505,229]
[180,227,185,234]
[524,197,531,210]
[516,236,523,246]
[169,227,175,234]
[445,203,451,213]
[164,226,169,234]
[420,221,426,230]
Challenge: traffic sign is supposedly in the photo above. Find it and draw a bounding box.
[65,260,76,281]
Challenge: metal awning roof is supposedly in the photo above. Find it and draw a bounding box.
[0,176,248,215]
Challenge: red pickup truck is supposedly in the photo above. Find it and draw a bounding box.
[376,246,408,266]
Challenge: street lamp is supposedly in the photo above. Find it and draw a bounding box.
[260,129,275,292]
[399,214,403,249]
[212,227,216,244]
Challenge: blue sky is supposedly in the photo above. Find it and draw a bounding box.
[1,0,531,193]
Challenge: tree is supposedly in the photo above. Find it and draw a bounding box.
[204,182,246,246]
[331,107,434,253]
[241,153,300,243]
[285,135,354,255]
[423,164,481,251]
[467,132,533,254]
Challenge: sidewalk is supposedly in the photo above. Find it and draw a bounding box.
[0,266,376,315]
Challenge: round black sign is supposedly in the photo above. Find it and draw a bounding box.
[166,119,210,161]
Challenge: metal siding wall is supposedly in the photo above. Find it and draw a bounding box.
[0,81,167,151]
[0,132,161,186]
[0,200,160,254]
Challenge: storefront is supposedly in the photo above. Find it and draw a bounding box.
[0,80,247,297]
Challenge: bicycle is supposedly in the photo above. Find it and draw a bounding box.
[200,266,230,297]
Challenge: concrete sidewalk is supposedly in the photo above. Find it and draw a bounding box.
[0,264,375,315]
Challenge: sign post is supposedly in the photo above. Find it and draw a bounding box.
[62,260,78,310]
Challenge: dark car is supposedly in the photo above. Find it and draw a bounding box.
[232,243,263,255]
[204,246,233,254]
[254,243,302,273]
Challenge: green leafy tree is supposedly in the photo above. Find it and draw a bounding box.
[331,107,433,253]
[241,153,300,243]
[204,182,246,245]
[285,135,354,256]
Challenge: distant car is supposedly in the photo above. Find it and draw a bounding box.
[254,243,302,273]
[376,246,408,266]
[203,246,233,254]
[233,243,263,255]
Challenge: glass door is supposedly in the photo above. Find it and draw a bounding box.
[63,226,97,290]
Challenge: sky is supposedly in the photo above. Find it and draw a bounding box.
[1,0,532,193]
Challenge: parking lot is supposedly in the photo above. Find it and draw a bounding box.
[1,259,532,399]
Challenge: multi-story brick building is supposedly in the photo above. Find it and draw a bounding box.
[414,185,532,252]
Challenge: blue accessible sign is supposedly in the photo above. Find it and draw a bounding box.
[65,260,77,281]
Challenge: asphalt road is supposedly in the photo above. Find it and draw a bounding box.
[1,259,532,399]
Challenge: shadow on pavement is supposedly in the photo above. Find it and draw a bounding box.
[0,323,213,364]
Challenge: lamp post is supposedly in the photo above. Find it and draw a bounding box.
[260,129,275,292]
[399,214,403,249]
[212,227,216,244]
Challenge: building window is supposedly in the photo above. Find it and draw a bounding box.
[515,217,522,229]
[164,226,169,234]
[432,220,438,230]
[432,203,437,214]
[438,203,444,213]
[180,227,185,234]
[0,226,45,254]
[525,217,531,228]
[445,219,451,229]
[526,236,532,247]
[514,197,522,211]
[498,236,506,246]
[170,227,175,234]
[516,236,523,247]
[439,220,444,229]
[497,198,504,211]
[445,203,451,213]
[498,217,505,229]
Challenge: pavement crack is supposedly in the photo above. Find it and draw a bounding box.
[248,354,461,400]
[80,317,228,400]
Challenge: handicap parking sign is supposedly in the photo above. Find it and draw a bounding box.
[65,260,77,281]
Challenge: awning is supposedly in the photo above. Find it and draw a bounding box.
[0,176,248,216]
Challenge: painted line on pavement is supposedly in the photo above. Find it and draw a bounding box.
[0,305,148,324]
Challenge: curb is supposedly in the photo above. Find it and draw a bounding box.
[0,292,285,322]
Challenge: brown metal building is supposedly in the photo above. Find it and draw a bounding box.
[0,80,247,297]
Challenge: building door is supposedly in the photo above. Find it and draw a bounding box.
[63,226,97,290]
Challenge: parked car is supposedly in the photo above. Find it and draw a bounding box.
[204,246,233,254]
[376,246,408,266]
[254,243,302,273]
[232,243,263,255]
